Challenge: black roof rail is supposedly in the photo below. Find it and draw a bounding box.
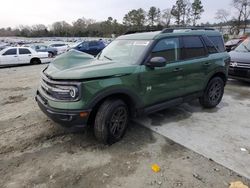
[161,27,215,33]
[123,29,159,35]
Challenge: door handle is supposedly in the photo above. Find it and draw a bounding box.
[14,55,18,57]
[173,67,183,72]
[204,62,212,66]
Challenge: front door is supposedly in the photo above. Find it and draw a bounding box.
[139,37,186,107]
[0,48,18,65]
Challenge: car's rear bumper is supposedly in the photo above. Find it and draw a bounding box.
[35,91,91,128]
[228,67,250,82]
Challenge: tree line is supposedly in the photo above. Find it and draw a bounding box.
[215,0,250,34]
[0,0,204,37]
[0,0,249,37]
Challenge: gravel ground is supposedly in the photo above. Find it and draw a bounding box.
[0,64,249,188]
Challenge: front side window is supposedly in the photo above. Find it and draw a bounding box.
[152,38,180,63]
[98,40,151,64]
[19,48,31,55]
[3,48,17,56]
[183,36,206,59]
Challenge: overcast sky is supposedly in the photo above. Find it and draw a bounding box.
[0,0,232,28]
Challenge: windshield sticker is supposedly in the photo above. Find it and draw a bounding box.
[134,41,150,46]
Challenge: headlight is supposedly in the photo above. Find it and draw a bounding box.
[52,85,79,100]
[69,87,78,98]
[230,61,238,67]
[40,79,80,101]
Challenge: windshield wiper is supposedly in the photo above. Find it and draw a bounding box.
[104,55,113,61]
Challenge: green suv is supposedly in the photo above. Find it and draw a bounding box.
[36,27,230,144]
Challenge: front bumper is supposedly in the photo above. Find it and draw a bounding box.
[35,91,91,128]
[229,67,250,82]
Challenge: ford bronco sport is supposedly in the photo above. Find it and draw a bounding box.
[36,27,230,144]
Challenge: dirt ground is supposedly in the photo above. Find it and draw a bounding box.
[0,64,249,188]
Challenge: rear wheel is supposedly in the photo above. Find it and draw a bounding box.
[199,77,224,108]
[94,99,129,144]
[30,58,41,65]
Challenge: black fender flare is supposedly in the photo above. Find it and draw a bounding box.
[86,87,144,110]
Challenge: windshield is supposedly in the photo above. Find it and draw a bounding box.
[98,39,151,64]
[234,38,250,52]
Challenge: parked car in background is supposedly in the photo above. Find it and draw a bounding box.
[229,37,250,82]
[49,43,69,54]
[225,38,244,52]
[36,27,229,144]
[0,43,9,51]
[0,47,50,66]
[72,40,106,56]
[29,44,58,57]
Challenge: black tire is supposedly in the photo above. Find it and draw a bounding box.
[94,99,129,144]
[199,77,224,108]
[48,52,54,58]
[30,58,41,65]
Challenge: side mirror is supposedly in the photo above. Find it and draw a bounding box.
[146,57,167,68]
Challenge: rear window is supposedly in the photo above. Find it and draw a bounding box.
[208,36,225,52]
[182,36,206,59]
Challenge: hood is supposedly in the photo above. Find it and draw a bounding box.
[229,50,250,63]
[44,50,137,80]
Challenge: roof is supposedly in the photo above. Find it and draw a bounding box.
[117,28,222,40]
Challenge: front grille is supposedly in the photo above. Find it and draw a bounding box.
[230,62,250,69]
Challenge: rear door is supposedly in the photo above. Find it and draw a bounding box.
[0,48,18,65]
[18,48,32,64]
[180,36,209,94]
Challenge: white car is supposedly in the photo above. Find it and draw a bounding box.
[0,47,50,66]
[48,43,69,54]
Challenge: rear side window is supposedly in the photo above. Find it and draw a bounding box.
[19,48,31,55]
[152,38,180,62]
[182,36,206,59]
[2,48,17,56]
[208,36,225,52]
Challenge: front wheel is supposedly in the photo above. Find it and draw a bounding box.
[94,99,129,144]
[199,77,225,108]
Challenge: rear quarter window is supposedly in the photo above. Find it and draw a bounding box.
[208,36,225,52]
